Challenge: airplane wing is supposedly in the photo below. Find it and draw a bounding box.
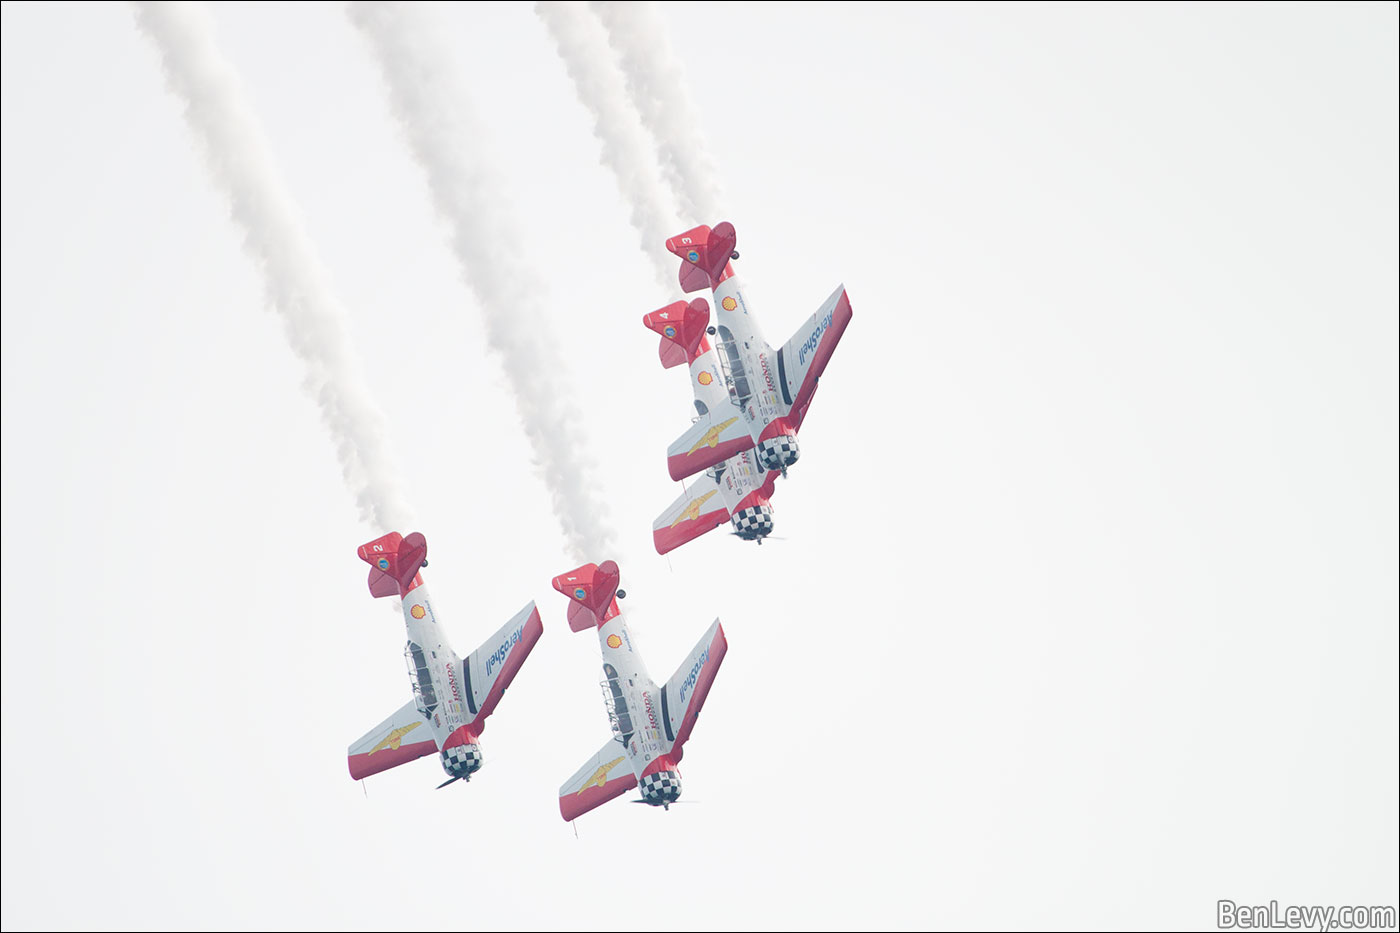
[774,285,853,430]
[666,409,754,481]
[653,452,779,554]
[347,698,437,780]
[460,602,545,735]
[658,620,728,761]
[559,739,637,821]
[653,472,731,554]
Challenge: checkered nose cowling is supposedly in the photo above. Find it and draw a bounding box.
[756,433,800,472]
[440,742,483,780]
[731,504,775,541]
[638,770,682,807]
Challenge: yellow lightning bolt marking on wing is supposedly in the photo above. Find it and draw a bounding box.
[367,721,422,756]
[670,489,718,528]
[577,757,626,794]
[687,417,739,455]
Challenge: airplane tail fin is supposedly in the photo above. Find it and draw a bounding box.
[666,222,737,291]
[357,531,428,598]
[643,298,711,369]
[551,561,621,630]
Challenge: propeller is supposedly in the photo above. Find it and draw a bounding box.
[436,775,462,789]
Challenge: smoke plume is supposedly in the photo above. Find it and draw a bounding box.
[589,1,725,224]
[350,1,616,563]
[536,1,680,288]
[132,1,413,533]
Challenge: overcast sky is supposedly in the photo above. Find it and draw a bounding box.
[2,2,1396,930]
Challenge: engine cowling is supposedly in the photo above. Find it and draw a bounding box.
[756,431,800,472]
[440,742,483,781]
[638,769,682,807]
[731,504,774,541]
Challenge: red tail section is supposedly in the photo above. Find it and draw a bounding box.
[552,561,621,630]
[643,298,711,369]
[666,222,738,291]
[678,262,710,294]
[357,531,428,598]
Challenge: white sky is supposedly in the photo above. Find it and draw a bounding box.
[2,2,1396,930]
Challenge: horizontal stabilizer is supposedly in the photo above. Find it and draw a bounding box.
[658,338,688,369]
[678,260,710,294]
[559,740,636,821]
[367,569,400,599]
[566,600,597,633]
[347,699,436,781]
[666,410,754,481]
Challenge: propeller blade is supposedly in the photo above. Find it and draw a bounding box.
[436,775,462,789]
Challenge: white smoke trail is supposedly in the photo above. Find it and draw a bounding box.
[131,1,412,533]
[589,1,725,224]
[535,1,680,289]
[349,2,615,564]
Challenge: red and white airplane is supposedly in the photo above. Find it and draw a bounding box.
[552,560,727,820]
[643,220,853,552]
[346,531,543,788]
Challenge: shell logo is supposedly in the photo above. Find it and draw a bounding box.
[377,557,390,570]
[410,604,426,620]
[574,587,587,600]
[607,634,622,649]
[697,371,713,386]
[721,296,737,312]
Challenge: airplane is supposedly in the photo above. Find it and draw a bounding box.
[642,220,852,552]
[552,560,727,820]
[346,531,543,788]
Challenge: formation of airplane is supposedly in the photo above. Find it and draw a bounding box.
[343,221,849,821]
[551,560,727,820]
[644,221,853,553]
[346,532,543,788]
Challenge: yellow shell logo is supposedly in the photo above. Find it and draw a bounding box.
[722,296,737,311]
[607,634,622,649]
[697,371,714,386]
[410,604,426,620]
